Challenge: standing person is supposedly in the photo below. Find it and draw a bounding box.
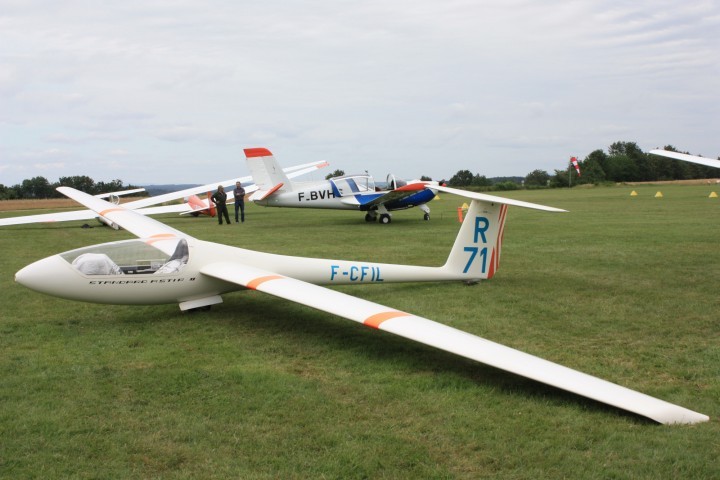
[211,185,230,225]
[233,181,246,223]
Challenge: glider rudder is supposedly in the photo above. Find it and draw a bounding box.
[244,147,294,194]
[443,199,507,281]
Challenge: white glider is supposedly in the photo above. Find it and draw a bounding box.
[0,161,328,229]
[14,187,707,425]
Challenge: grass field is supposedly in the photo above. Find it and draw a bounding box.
[1,185,718,479]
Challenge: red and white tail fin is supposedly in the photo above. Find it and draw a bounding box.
[244,148,293,200]
[443,200,508,281]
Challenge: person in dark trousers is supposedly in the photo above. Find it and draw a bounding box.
[211,185,230,225]
[233,181,245,223]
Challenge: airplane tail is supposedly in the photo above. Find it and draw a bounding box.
[244,148,293,200]
[443,200,508,281]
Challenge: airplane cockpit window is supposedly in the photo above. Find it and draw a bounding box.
[386,174,407,190]
[330,174,375,196]
[60,238,189,275]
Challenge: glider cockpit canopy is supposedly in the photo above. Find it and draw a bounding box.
[60,238,189,276]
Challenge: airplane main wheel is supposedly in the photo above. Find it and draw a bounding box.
[365,213,376,222]
[379,214,391,224]
[423,213,430,221]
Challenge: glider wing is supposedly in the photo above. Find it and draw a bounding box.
[200,261,707,425]
[57,187,191,249]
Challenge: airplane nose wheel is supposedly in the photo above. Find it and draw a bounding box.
[423,213,430,221]
[379,214,391,224]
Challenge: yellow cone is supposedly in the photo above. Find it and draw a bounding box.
[461,202,469,211]
[433,194,440,200]
[654,191,663,198]
[710,191,718,198]
[630,190,638,196]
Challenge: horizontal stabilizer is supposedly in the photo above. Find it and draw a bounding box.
[433,185,567,212]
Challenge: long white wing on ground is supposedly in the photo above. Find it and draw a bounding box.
[433,185,567,212]
[1,161,329,228]
[0,209,99,226]
[649,149,720,169]
[57,187,191,245]
[200,261,708,425]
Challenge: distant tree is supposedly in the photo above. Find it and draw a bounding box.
[95,179,126,193]
[524,169,550,187]
[0,184,18,200]
[19,176,53,198]
[448,169,474,186]
[494,180,519,191]
[549,169,569,188]
[472,174,492,187]
[420,175,432,181]
[59,175,96,193]
[325,169,345,180]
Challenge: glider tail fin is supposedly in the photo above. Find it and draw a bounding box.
[443,199,508,281]
[244,148,293,195]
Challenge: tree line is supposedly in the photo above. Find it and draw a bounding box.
[3,141,718,200]
[0,176,143,200]
[445,141,720,189]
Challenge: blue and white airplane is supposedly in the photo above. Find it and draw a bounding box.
[245,148,441,224]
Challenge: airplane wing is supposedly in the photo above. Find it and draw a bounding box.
[0,209,100,226]
[95,187,145,199]
[341,183,430,208]
[650,149,720,169]
[125,161,328,210]
[57,187,192,254]
[199,261,707,425]
[1,161,328,228]
[432,185,567,212]
[342,183,568,213]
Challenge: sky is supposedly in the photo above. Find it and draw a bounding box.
[1,0,718,186]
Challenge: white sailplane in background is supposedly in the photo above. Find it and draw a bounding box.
[13,185,708,425]
[245,148,442,224]
[650,149,720,169]
[0,161,328,229]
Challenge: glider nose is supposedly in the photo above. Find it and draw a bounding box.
[15,255,69,294]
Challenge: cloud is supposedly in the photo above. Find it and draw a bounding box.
[0,0,717,184]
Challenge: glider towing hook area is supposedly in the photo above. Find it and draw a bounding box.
[14,185,708,425]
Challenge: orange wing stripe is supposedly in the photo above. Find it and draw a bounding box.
[247,275,284,290]
[364,311,411,329]
[99,208,123,216]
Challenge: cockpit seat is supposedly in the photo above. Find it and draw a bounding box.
[154,239,189,274]
[72,253,124,275]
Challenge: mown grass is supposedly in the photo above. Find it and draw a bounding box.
[1,185,718,479]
